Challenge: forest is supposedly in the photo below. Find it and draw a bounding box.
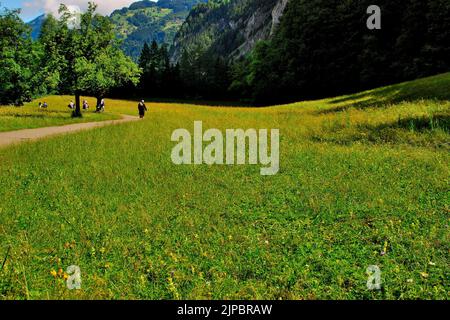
[1,0,449,107]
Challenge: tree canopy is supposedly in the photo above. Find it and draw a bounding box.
[39,3,141,116]
[0,3,141,114]
[231,0,450,104]
[0,8,41,105]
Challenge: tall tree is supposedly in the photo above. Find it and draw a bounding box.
[137,40,180,98]
[37,14,66,95]
[39,2,141,117]
[0,7,40,105]
[138,42,152,71]
[138,40,161,96]
[74,48,141,107]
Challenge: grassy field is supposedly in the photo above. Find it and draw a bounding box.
[0,73,449,300]
[0,96,120,132]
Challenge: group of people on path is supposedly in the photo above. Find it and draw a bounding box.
[67,99,105,112]
[39,98,149,119]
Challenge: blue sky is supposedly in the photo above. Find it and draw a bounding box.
[1,1,33,21]
[2,0,42,21]
[2,0,151,22]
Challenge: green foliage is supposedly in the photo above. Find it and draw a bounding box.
[169,0,450,104]
[110,0,207,60]
[232,0,450,104]
[171,0,277,63]
[75,49,141,99]
[138,40,232,100]
[0,8,42,105]
[178,46,231,100]
[37,3,141,117]
[138,40,182,98]
[37,15,66,95]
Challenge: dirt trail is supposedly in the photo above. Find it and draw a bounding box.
[0,114,140,149]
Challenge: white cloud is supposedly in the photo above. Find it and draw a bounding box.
[22,0,156,18]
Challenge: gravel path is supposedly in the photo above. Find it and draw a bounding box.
[0,114,140,149]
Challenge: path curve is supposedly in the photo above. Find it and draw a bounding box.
[0,114,140,149]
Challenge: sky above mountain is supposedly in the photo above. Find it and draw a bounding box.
[2,0,157,21]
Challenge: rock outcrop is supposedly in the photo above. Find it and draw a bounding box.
[170,0,289,63]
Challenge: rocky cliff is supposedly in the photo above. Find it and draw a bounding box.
[170,0,289,63]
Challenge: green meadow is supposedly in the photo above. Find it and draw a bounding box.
[0,96,120,132]
[0,73,449,300]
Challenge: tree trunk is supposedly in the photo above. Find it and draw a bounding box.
[96,96,101,108]
[73,92,82,118]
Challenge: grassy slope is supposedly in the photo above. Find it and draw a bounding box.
[0,73,448,300]
[0,96,120,132]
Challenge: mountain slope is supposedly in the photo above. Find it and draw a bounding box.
[170,0,289,62]
[27,0,207,59]
[111,0,207,59]
[28,14,45,40]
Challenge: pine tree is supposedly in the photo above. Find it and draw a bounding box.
[139,42,151,71]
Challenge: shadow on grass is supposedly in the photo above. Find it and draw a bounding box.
[319,73,450,114]
[312,113,449,149]
[4,113,71,120]
[392,113,449,132]
[121,96,254,108]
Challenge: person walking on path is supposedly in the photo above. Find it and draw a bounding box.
[138,100,148,119]
[96,99,105,113]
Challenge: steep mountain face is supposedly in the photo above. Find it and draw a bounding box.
[111,0,207,59]
[27,0,207,59]
[170,0,289,63]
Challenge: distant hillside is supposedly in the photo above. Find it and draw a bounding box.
[27,0,288,62]
[28,14,45,40]
[170,0,289,63]
[28,0,207,60]
[111,0,207,59]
